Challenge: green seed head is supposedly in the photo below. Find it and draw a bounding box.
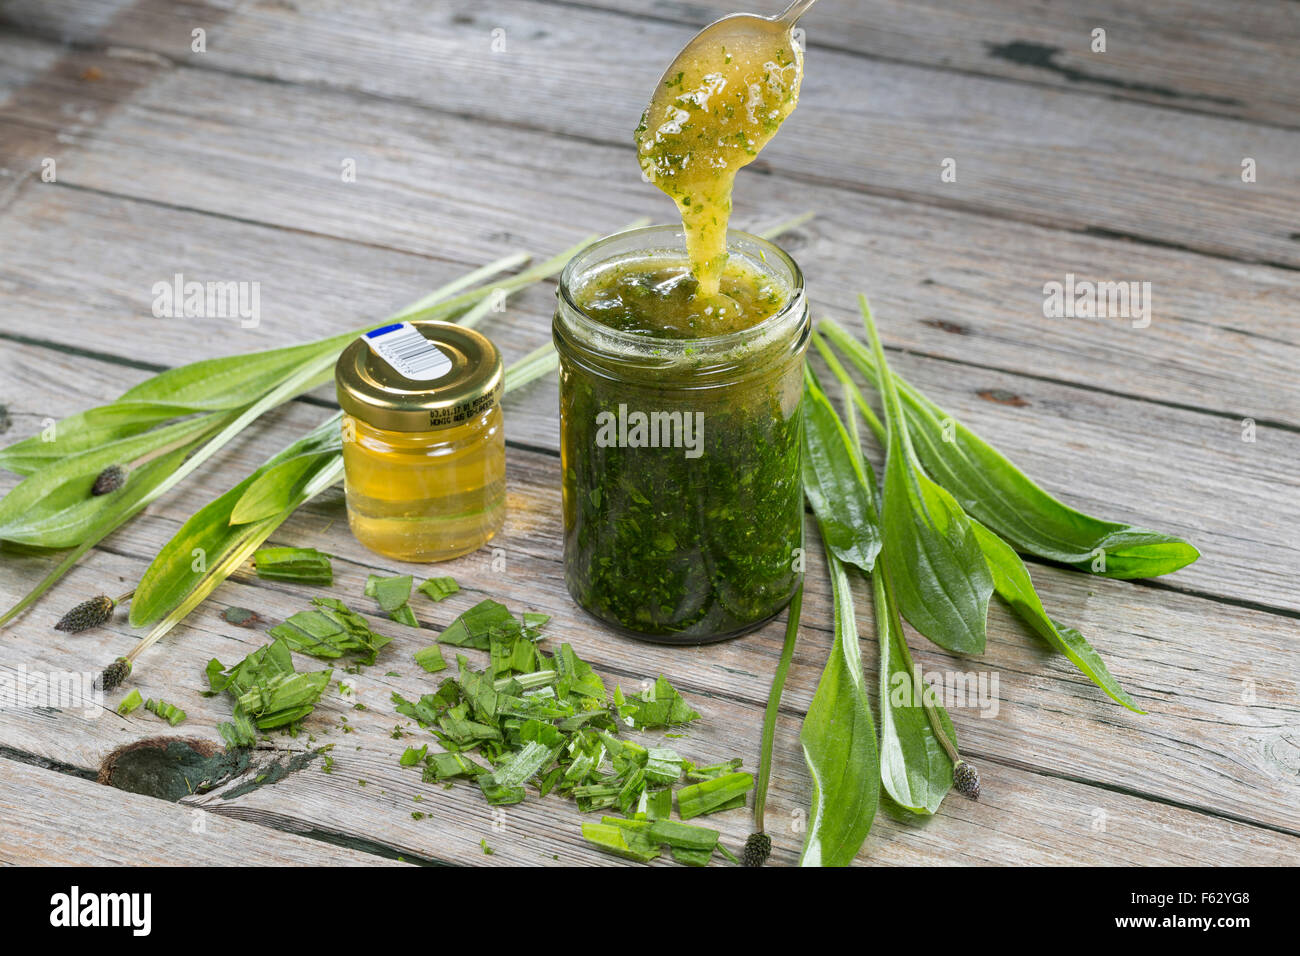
[54,595,116,633]
[953,760,981,800]
[91,464,127,496]
[98,658,132,692]
[743,831,771,867]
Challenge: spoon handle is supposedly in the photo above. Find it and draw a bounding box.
[776,0,818,26]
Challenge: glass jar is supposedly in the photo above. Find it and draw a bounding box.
[335,321,505,562]
[553,225,809,644]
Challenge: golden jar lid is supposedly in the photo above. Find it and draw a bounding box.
[335,321,503,432]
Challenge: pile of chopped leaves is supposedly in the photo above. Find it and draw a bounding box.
[205,636,337,747]
[394,597,752,865]
[196,580,751,864]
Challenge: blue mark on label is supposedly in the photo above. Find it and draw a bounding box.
[365,324,404,339]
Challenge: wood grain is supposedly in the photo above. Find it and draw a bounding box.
[0,0,1297,868]
[0,35,1293,425]
[7,0,1300,127]
[2,1,1298,267]
[577,0,1300,127]
[2,188,1296,615]
[0,757,406,865]
[1,343,1298,855]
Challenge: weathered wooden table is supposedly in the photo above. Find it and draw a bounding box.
[0,0,1297,867]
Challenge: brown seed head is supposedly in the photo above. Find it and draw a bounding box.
[98,658,132,692]
[953,760,981,800]
[743,831,772,867]
[54,595,116,633]
[92,464,127,496]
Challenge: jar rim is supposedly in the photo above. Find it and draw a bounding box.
[556,224,806,357]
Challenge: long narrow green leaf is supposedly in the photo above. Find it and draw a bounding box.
[125,457,345,665]
[799,536,879,867]
[228,416,343,525]
[0,444,195,627]
[0,414,226,547]
[863,299,993,655]
[873,554,956,814]
[820,318,1199,579]
[503,344,560,392]
[117,336,349,412]
[801,369,881,572]
[129,416,342,627]
[754,584,802,832]
[818,319,1154,711]
[0,402,199,475]
[970,519,1144,712]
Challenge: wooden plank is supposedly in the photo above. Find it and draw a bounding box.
[578,0,1300,127]
[2,3,1298,267]
[2,45,1295,425]
[1,343,1298,847]
[0,4,1296,867]
[7,0,1300,128]
[2,507,1297,865]
[0,757,406,865]
[2,182,1297,618]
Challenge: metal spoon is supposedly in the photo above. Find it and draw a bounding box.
[643,0,819,119]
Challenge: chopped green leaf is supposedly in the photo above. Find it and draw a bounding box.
[253,546,333,585]
[677,771,753,820]
[413,644,448,673]
[144,697,187,726]
[116,688,143,716]
[616,676,701,729]
[418,576,460,602]
[581,822,661,863]
[437,598,513,649]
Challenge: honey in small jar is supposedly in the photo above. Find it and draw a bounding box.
[335,321,505,562]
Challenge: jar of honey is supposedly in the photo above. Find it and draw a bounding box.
[335,321,505,562]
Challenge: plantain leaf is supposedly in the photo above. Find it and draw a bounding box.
[116,335,351,412]
[130,417,343,627]
[0,415,224,547]
[820,318,1199,579]
[0,402,196,475]
[970,519,1144,712]
[873,555,957,814]
[799,529,879,867]
[229,416,342,525]
[800,369,881,572]
[863,300,993,655]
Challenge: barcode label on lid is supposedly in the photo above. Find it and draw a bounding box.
[363,322,452,381]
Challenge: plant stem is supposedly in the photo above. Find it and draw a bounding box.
[812,329,886,444]
[753,583,802,833]
[390,252,531,321]
[503,343,560,392]
[877,551,962,765]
